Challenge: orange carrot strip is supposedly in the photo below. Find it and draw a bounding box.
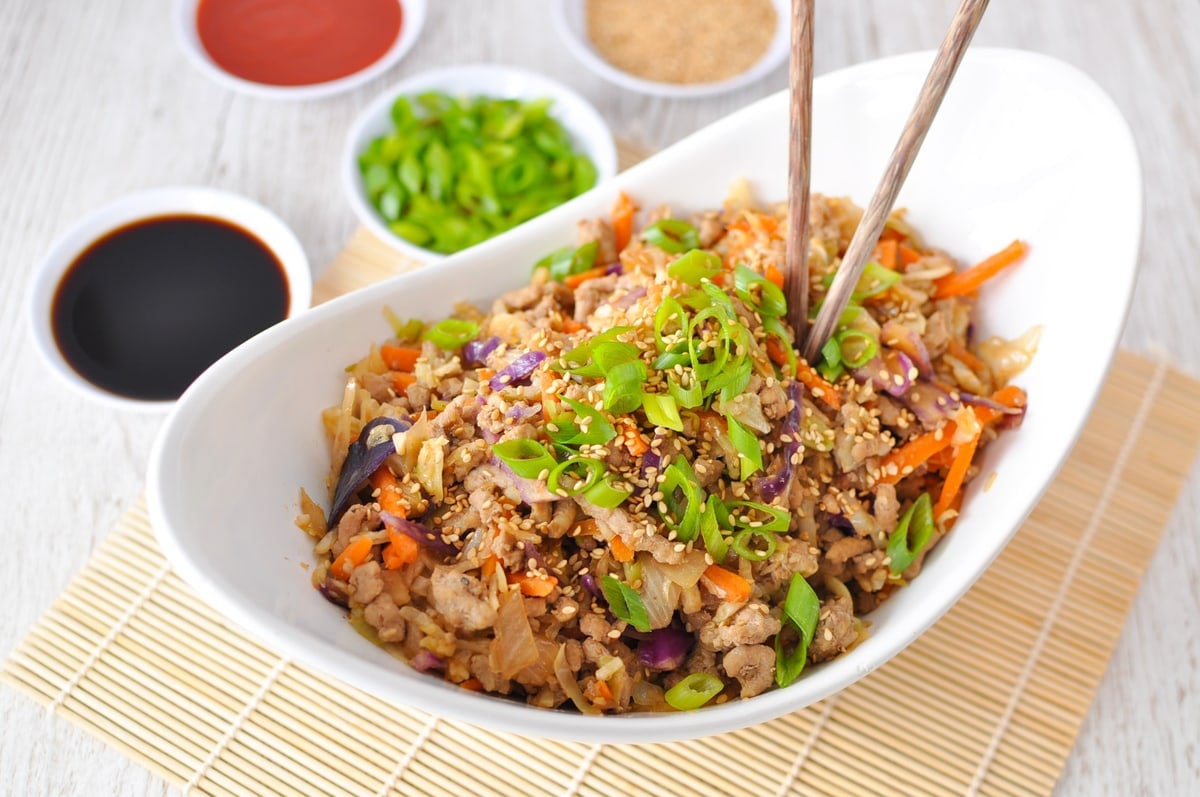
[934,240,1028,299]
[898,244,922,265]
[702,565,752,603]
[765,337,791,368]
[947,339,985,374]
[875,239,899,270]
[973,385,1027,425]
[380,344,421,372]
[765,263,785,289]
[613,191,636,252]
[877,424,957,485]
[509,570,558,597]
[609,535,635,563]
[330,536,373,580]
[795,359,843,411]
[382,529,420,569]
[481,554,499,578]
[934,433,980,518]
[391,372,417,393]
[616,417,649,457]
[476,368,495,381]
[369,466,408,518]
[560,318,585,334]
[460,678,484,692]
[593,679,614,703]
[564,265,610,290]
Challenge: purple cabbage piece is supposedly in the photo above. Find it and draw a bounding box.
[489,350,547,391]
[505,402,543,423]
[960,391,1023,416]
[580,573,603,601]
[380,511,457,556]
[516,539,560,579]
[329,416,411,524]
[757,381,804,501]
[853,351,916,397]
[410,650,446,673]
[493,458,558,503]
[882,323,934,378]
[636,624,693,671]
[611,286,646,310]
[825,512,856,536]
[604,262,624,276]
[897,380,961,428]
[462,336,501,368]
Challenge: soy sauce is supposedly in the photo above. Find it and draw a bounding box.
[51,215,289,401]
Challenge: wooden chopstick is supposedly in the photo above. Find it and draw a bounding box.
[801,0,991,363]
[785,0,815,343]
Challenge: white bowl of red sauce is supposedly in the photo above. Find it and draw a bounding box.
[174,0,427,100]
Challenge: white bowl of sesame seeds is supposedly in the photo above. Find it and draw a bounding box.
[150,49,1140,742]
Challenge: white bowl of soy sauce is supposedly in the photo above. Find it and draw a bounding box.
[28,187,311,411]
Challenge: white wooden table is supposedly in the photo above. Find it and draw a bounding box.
[2,1,1197,793]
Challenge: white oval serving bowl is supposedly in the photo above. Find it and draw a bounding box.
[150,49,1141,742]
[28,186,311,412]
[174,0,427,101]
[552,0,789,98]
[343,64,618,261]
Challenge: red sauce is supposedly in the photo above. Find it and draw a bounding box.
[196,0,403,87]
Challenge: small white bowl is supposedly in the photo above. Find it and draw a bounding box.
[151,50,1141,742]
[552,0,789,98]
[173,0,427,101]
[343,64,618,261]
[27,186,311,412]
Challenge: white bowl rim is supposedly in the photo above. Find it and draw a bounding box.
[27,185,312,413]
[551,0,790,98]
[149,48,1143,742]
[173,0,428,101]
[342,62,619,262]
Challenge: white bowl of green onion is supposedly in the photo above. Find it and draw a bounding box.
[343,64,618,261]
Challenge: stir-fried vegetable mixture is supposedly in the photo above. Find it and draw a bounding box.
[295,184,1036,713]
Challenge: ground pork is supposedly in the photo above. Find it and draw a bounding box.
[573,275,618,322]
[809,595,857,663]
[430,566,496,632]
[697,603,782,651]
[364,594,406,643]
[723,644,776,698]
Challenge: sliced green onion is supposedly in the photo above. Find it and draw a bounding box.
[686,308,733,384]
[422,318,479,350]
[593,340,640,373]
[658,461,704,542]
[722,500,791,533]
[834,328,879,369]
[602,360,648,414]
[642,219,699,253]
[668,249,722,285]
[383,307,423,343]
[667,377,703,410]
[821,336,841,368]
[554,326,632,377]
[652,347,690,371]
[762,316,798,376]
[664,672,724,711]
[547,455,605,497]
[726,416,763,480]
[731,528,776,561]
[584,475,633,509]
[653,296,688,353]
[700,498,729,564]
[775,573,820,687]
[853,260,903,299]
[546,396,616,448]
[641,392,683,431]
[887,492,935,575]
[535,240,598,282]
[492,438,557,480]
[600,575,651,632]
[709,357,752,404]
[734,264,788,318]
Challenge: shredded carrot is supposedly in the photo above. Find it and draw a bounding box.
[616,416,650,456]
[564,265,609,290]
[875,239,899,270]
[947,339,986,374]
[765,263,785,289]
[380,344,421,372]
[899,244,922,265]
[559,317,585,334]
[382,528,420,569]
[330,536,373,580]
[481,554,499,578]
[703,565,752,603]
[795,359,843,411]
[934,240,1028,298]
[612,191,636,252]
[877,424,957,485]
[573,519,599,537]
[765,336,791,368]
[459,678,484,692]
[934,432,980,518]
[391,371,417,393]
[476,368,495,381]
[973,385,1027,425]
[509,570,558,597]
[609,535,635,563]
[369,467,408,517]
[593,679,614,704]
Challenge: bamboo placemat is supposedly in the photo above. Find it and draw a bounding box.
[5,142,1200,796]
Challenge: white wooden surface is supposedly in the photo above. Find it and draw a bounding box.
[1,1,1197,794]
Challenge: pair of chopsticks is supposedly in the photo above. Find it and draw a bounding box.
[785,0,991,363]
